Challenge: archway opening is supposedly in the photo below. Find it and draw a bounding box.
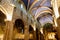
[0,10,6,34]
[14,19,24,33]
[29,25,34,34]
[0,10,6,40]
[13,19,24,40]
[29,25,34,40]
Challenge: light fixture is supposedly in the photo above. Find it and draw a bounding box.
[21,4,23,8]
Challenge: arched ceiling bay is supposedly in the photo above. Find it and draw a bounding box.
[19,0,51,10]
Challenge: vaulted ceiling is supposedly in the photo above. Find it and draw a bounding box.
[20,0,51,10]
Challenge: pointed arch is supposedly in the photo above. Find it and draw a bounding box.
[0,5,7,17]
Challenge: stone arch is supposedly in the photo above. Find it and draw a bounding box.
[31,6,53,19]
[35,10,52,19]
[35,6,53,19]
[31,6,53,27]
[0,10,6,20]
[0,10,6,33]
[0,5,7,17]
[0,6,7,25]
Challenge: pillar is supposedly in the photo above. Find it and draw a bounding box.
[38,29,40,40]
[56,18,60,40]
[33,30,36,40]
[24,25,29,40]
[33,22,37,40]
[3,21,13,40]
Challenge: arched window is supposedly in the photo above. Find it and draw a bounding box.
[14,19,24,33]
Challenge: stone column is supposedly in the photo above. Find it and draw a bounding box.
[24,15,29,40]
[3,21,13,40]
[38,30,40,40]
[33,22,37,40]
[33,30,36,40]
[56,18,60,40]
[24,25,29,40]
